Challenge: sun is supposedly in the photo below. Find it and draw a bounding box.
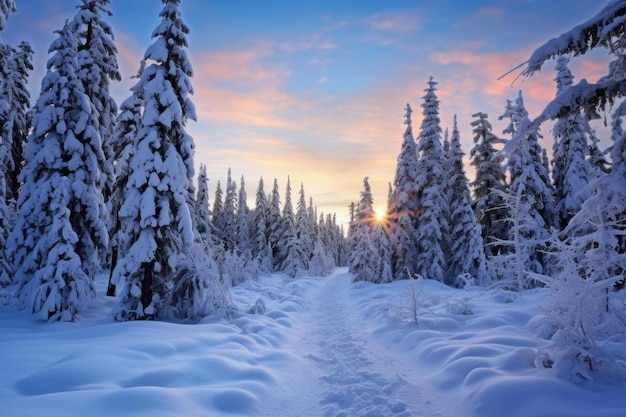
[374,206,386,222]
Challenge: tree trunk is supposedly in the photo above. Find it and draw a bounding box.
[141,262,154,319]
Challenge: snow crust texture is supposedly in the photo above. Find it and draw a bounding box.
[1,269,625,417]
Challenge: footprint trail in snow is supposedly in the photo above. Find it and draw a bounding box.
[263,270,447,417]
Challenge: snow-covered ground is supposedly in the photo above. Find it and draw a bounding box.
[1,268,625,416]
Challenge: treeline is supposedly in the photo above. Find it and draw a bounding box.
[349,68,613,289]
[0,0,347,322]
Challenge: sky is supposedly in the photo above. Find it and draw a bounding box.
[0,0,612,227]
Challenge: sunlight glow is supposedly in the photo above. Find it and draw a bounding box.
[374,206,386,222]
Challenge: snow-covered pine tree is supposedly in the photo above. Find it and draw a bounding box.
[470,112,509,257]
[551,56,593,230]
[532,232,626,379]
[388,103,420,280]
[212,180,224,242]
[0,0,15,31]
[309,234,335,277]
[236,175,251,254]
[221,168,237,251]
[510,0,626,376]
[8,23,108,320]
[587,125,611,177]
[512,0,626,120]
[503,92,555,275]
[370,221,393,284]
[107,61,144,296]
[268,178,282,269]
[70,0,120,207]
[296,183,314,269]
[112,0,203,321]
[308,196,318,242]
[278,177,306,277]
[195,163,212,247]
[447,115,487,286]
[1,42,33,206]
[251,177,272,272]
[347,201,356,240]
[349,177,377,282]
[414,78,448,282]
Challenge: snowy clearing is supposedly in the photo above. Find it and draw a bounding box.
[1,268,625,417]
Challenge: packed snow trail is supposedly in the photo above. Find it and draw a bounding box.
[259,269,456,417]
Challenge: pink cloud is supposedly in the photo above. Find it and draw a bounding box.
[367,13,419,32]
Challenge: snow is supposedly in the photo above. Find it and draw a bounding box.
[1,268,625,416]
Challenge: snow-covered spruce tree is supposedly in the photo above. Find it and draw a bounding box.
[503,92,555,275]
[267,178,282,269]
[0,0,15,31]
[388,103,420,280]
[347,201,356,240]
[211,180,224,242]
[447,115,487,286]
[107,61,144,296]
[530,228,626,380]
[587,125,611,177]
[70,0,120,208]
[470,112,509,258]
[8,24,108,320]
[509,4,626,376]
[221,168,237,251]
[414,77,449,282]
[251,177,272,272]
[349,177,377,282]
[1,42,33,207]
[510,0,626,120]
[278,177,306,278]
[296,183,314,269]
[195,163,212,247]
[236,175,251,254]
[551,56,593,231]
[309,234,335,277]
[370,221,393,284]
[112,0,215,321]
[308,196,318,243]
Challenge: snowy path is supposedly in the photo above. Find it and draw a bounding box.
[260,269,456,417]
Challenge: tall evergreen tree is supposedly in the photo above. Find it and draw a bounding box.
[212,180,224,240]
[470,112,509,257]
[414,77,448,281]
[0,5,18,287]
[268,178,282,268]
[447,115,486,285]
[1,41,33,206]
[370,221,393,284]
[503,91,555,274]
[0,0,15,31]
[349,177,376,282]
[251,177,272,271]
[277,177,305,277]
[296,183,314,268]
[112,0,198,320]
[388,103,420,280]
[195,163,212,247]
[70,0,120,206]
[236,175,251,253]
[221,168,237,251]
[8,24,108,320]
[551,57,593,230]
[107,60,144,296]
[587,125,611,177]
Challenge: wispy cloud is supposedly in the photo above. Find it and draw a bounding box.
[366,13,419,32]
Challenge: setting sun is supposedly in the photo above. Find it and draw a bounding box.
[374,206,386,222]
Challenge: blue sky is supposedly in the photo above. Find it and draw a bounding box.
[1,0,610,226]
